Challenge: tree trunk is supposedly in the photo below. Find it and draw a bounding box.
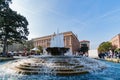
[3,36,7,56]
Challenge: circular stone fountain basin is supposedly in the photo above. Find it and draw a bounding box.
[3,56,106,76]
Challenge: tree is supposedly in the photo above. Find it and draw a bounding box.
[38,46,43,53]
[0,0,11,22]
[80,44,89,54]
[0,0,29,55]
[0,0,11,9]
[115,48,120,53]
[98,41,113,53]
[24,40,34,51]
[0,0,11,54]
[8,43,25,51]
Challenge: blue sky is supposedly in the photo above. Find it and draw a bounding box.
[10,0,120,49]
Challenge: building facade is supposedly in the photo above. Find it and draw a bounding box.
[110,34,120,48]
[79,40,90,49]
[32,31,80,54]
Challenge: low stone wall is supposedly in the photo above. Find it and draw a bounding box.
[105,58,120,63]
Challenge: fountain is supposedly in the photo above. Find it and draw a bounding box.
[46,33,69,56]
[0,32,107,77]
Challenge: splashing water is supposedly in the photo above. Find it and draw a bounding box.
[50,33,64,47]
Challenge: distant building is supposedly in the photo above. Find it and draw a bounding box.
[80,40,90,49]
[110,33,120,48]
[32,31,80,54]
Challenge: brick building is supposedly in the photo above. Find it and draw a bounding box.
[32,31,80,54]
[110,34,120,48]
[80,40,90,49]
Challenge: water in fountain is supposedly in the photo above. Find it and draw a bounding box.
[50,33,64,47]
[46,33,69,56]
[0,32,107,79]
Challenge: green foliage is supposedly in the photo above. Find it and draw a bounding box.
[0,0,11,9]
[80,46,89,54]
[98,41,112,53]
[79,44,89,54]
[38,46,43,53]
[115,48,120,53]
[24,40,34,51]
[36,50,41,54]
[0,8,29,41]
[0,0,29,54]
[0,0,11,23]
[8,43,25,51]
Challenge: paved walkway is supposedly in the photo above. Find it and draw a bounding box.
[0,57,14,61]
[105,58,120,63]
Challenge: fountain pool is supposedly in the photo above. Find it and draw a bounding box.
[1,56,106,75]
[0,60,120,80]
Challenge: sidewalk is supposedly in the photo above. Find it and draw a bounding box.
[105,57,120,63]
[0,57,14,61]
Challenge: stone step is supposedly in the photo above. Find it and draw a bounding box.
[56,71,89,75]
[15,67,89,75]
